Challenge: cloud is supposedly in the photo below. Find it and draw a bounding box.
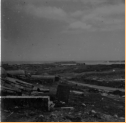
[80,0,124,6]
[67,0,125,32]
[71,10,84,17]
[82,3,125,21]
[18,0,124,32]
[100,23,124,31]
[24,4,69,21]
[69,21,91,29]
[76,3,125,31]
[104,19,124,24]
[80,0,106,5]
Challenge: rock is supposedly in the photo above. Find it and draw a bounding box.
[114,114,118,118]
[4,110,9,113]
[120,117,125,120]
[82,103,86,106]
[14,106,19,109]
[35,114,44,121]
[60,101,65,104]
[78,112,82,116]
[102,114,113,121]
[101,93,108,96]
[61,107,74,110]
[50,113,57,119]
[71,90,83,95]
[49,101,55,110]
[91,110,96,114]
[89,110,101,119]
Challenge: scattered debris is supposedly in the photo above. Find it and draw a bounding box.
[114,114,118,118]
[102,114,113,121]
[120,117,125,120]
[60,101,65,105]
[7,112,13,118]
[101,93,108,96]
[89,110,101,119]
[90,110,96,114]
[49,101,55,110]
[61,107,74,110]
[34,115,44,122]
[71,90,83,95]
[82,103,86,106]
[1,64,125,122]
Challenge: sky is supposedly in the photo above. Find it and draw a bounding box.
[1,0,125,61]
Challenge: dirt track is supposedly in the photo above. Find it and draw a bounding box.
[68,80,125,92]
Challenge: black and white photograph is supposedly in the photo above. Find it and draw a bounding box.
[1,0,125,122]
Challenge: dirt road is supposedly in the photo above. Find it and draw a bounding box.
[68,80,125,92]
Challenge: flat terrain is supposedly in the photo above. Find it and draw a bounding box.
[1,63,125,122]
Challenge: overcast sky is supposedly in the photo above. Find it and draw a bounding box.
[2,0,125,61]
